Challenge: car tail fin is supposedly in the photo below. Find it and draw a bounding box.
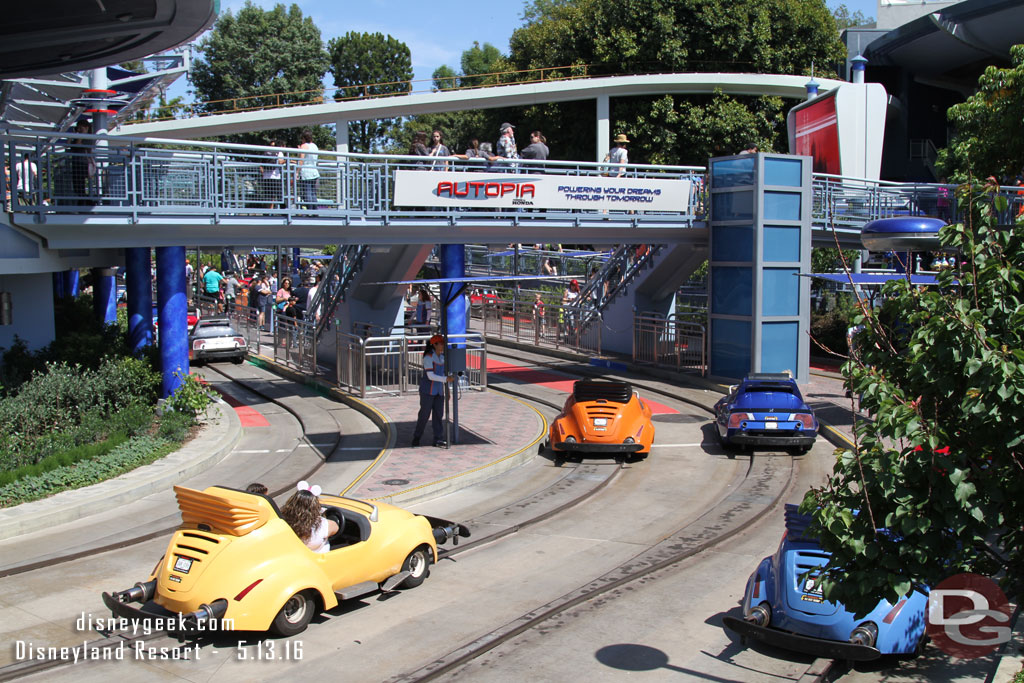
[174,485,274,536]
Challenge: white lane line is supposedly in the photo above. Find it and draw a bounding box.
[651,443,705,448]
[236,449,271,453]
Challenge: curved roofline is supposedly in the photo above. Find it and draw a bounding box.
[118,72,846,140]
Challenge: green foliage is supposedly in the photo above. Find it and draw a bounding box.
[831,4,874,29]
[404,41,510,155]
[165,373,213,418]
[811,247,861,274]
[190,2,329,145]
[0,355,161,470]
[0,435,176,508]
[328,32,413,153]
[802,181,1024,614]
[501,0,845,162]
[939,44,1024,182]
[158,410,195,442]
[0,431,130,487]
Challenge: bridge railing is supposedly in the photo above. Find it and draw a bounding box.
[7,129,1023,230]
[2,129,706,224]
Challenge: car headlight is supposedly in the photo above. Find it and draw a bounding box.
[624,437,635,444]
[745,603,771,627]
[564,436,576,444]
[849,622,878,647]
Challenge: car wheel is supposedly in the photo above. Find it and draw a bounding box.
[270,591,315,637]
[231,355,245,365]
[400,546,431,588]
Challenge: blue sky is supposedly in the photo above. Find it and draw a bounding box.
[171,0,877,100]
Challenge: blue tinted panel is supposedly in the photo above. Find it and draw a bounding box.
[764,158,803,187]
[712,225,753,262]
[761,322,799,377]
[712,191,753,222]
[763,226,801,262]
[711,266,752,316]
[711,157,755,188]
[764,191,801,221]
[711,318,752,379]
[761,268,800,316]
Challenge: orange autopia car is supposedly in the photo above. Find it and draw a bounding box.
[548,380,654,460]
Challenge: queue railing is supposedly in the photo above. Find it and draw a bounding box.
[633,311,706,375]
[477,299,601,356]
[334,330,487,398]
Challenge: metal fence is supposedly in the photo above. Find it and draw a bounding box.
[476,299,602,356]
[5,130,1024,231]
[335,331,487,398]
[2,129,707,224]
[633,311,706,375]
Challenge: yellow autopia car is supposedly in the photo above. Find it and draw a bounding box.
[103,485,468,636]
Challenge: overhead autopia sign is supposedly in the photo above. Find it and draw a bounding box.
[393,170,691,212]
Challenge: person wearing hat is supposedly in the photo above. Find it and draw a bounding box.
[603,134,630,177]
[412,334,454,447]
[495,122,519,161]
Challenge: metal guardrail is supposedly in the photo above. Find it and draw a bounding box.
[474,299,601,356]
[334,331,486,398]
[1,129,707,225]
[7,131,1023,243]
[633,311,706,376]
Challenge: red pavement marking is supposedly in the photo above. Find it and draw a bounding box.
[212,388,270,427]
[487,358,678,414]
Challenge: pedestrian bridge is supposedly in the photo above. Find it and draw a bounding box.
[4,129,967,250]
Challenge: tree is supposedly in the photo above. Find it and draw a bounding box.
[402,42,510,156]
[327,32,413,153]
[831,4,874,29]
[939,44,1024,183]
[507,0,847,162]
[802,182,1024,615]
[189,2,328,143]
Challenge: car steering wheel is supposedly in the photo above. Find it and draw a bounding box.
[322,506,346,542]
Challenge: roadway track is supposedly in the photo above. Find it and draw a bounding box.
[1,356,823,682]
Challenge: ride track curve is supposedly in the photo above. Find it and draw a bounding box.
[0,356,808,682]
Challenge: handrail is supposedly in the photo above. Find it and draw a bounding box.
[135,62,595,123]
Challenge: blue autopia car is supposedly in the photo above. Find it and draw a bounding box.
[723,505,929,661]
[713,373,818,454]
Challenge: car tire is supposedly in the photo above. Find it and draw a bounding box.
[790,445,811,455]
[270,591,315,637]
[231,355,245,365]
[400,546,431,588]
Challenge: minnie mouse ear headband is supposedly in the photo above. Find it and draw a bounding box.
[296,480,322,497]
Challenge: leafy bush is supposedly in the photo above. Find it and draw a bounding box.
[0,432,130,487]
[0,358,161,469]
[164,373,213,418]
[157,410,194,442]
[0,434,176,507]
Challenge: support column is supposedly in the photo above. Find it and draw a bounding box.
[596,94,610,162]
[335,118,350,154]
[92,267,117,325]
[156,246,189,398]
[440,244,466,338]
[126,247,153,353]
[62,270,80,298]
[707,152,812,382]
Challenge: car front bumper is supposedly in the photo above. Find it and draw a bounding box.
[722,615,881,661]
